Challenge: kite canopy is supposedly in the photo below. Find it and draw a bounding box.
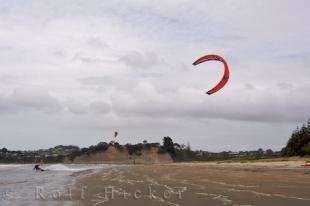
[193,54,230,95]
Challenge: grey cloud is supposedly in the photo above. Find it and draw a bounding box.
[78,76,138,91]
[111,86,310,123]
[119,51,163,69]
[244,83,256,90]
[0,45,12,51]
[73,53,104,64]
[64,99,88,114]
[139,72,163,78]
[277,82,293,90]
[89,101,111,114]
[1,88,62,113]
[85,37,108,50]
[63,99,111,115]
[0,96,14,113]
[52,50,67,58]
[78,76,111,85]
[0,74,20,84]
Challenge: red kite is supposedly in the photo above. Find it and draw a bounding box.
[193,54,230,95]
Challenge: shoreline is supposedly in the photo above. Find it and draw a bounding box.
[1,155,309,165]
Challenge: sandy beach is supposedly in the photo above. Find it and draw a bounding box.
[67,160,310,206]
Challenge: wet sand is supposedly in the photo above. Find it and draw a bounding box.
[70,161,310,206]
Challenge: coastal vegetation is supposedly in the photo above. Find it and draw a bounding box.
[1,119,309,163]
[281,119,310,156]
[0,139,280,163]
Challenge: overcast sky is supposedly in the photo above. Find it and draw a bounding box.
[0,0,309,151]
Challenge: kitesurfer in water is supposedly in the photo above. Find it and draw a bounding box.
[33,164,45,171]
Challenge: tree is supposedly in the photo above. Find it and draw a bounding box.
[265,149,274,155]
[163,137,176,159]
[301,142,310,154]
[257,148,264,155]
[173,143,181,150]
[1,148,8,153]
[281,119,310,156]
[186,142,191,152]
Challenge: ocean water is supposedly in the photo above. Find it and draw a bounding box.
[0,164,119,206]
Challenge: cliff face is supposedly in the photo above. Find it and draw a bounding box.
[71,146,172,164]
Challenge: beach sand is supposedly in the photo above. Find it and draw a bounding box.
[69,161,310,206]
